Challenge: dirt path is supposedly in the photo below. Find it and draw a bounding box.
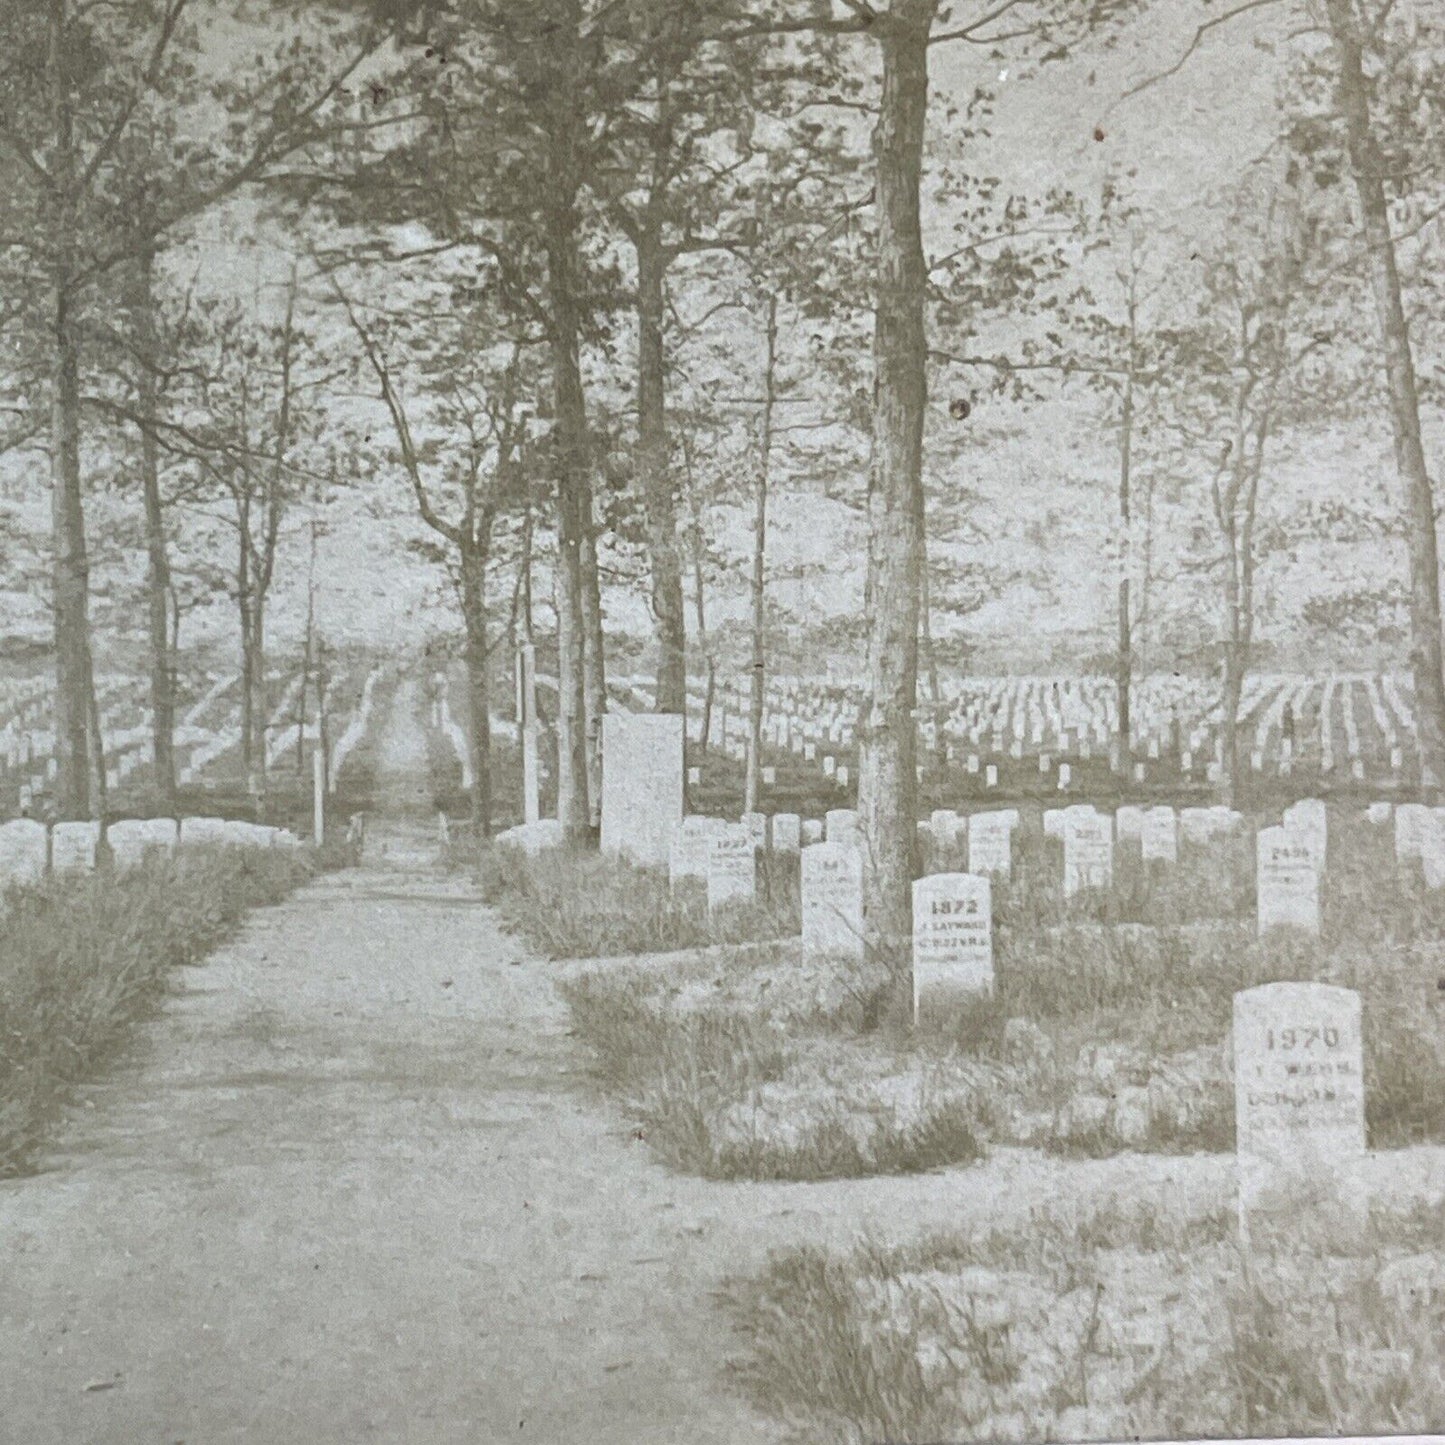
[0,842,791,1443]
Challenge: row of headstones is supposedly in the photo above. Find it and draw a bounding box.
[0,815,302,887]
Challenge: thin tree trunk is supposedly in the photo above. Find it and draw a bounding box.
[129,244,176,812]
[860,0,932,1020]
[637,236,687,715]
[460,546,493,837]
[681,434,715,759]
[1117,287,1136,762]
[1326,0,1445,790]
[580,493,606,829]
[745,291,778,815]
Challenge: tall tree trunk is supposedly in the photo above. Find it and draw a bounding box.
[745,290,778,815]
[919,547,944,768]
[860,0,932,1019]
[249,597,268,808]
[543,2,592,845]
[637,236,687,715]
[129,244,176,812]
[1326,0,1445,790]
[460,546,493,837]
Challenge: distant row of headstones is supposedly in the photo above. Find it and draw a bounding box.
[0,815,303,888]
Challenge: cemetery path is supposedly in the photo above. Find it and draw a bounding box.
[0,850,790,1445]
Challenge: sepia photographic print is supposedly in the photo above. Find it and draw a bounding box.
[2,1,1445,1442]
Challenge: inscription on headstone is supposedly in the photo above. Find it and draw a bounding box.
[1256,826,1320,935]
[913,873,992,1021]
[801,842,864,961]
[1062,811,1112,897]
[707,825,757,912]
[1233,982,1365,1230]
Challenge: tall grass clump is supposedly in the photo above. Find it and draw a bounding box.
[728,1196,1445,1443]
[0,846,312,1176]
[476,843,798,959]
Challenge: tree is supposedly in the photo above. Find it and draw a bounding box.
[1157,167,1340,805]
[0,0,389,817]
[334,274,533,835]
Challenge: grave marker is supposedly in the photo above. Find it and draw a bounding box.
[967,810,1014,879]
[912,873,992,1021]
[707,825,757,912]
[1256,826,1320,934]
[801,841,864,961]
[1141,806,1178,864]
[1233,982,1365,1234]
[51,820,99,873]
[669,816,720,886]
[1062,810,1112,897]
[0,818,47,887]
[599,714,684,869]
[772,813,801,854]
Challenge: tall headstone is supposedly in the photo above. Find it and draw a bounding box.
[1062,810,1113,897]
[1233,982,1365,1235]
[912,873,992,1021]
[707,825,757,913]
[599,713,684,869]
[801,841,864,961]
[1256,826,1320,935]
[825,809,861,847]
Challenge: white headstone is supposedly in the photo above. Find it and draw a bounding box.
[913,873,993,1020]
[180,816,229,848]
[1233,982,1365,1232]
[1283,798,1328,874]
[1063,811,1113,897]
[669,816,719,885]
[0,818,48,887]
[107,817,178,870]
[825,809,861,846]
[1395,802,1429,863]
[496,818,565,856]
[51,820,99,873]
[967,810,1014,879]
[707,825,757,912]
[985,764,998,789]
[1141,806,1178,864]
[772,813,801,853]
[801,818,824,846]
[1115,805,1146,842]
[929,810,963,849]
[600,714,684,869]
[801,841,864,961]
[1256,826,1320,935]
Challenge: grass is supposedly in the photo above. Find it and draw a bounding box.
[537,805,1445,1183]
[0,845,313,1177]
[475,842,800,959]
[726,1194,1445,1443]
